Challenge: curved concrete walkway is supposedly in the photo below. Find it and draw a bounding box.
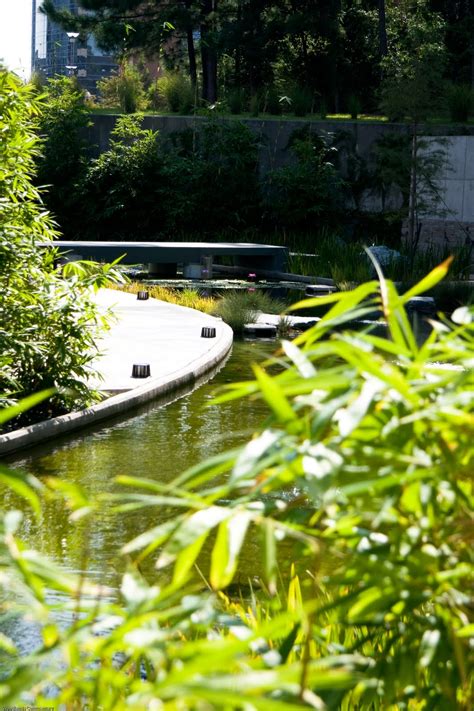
[0,289,233,456]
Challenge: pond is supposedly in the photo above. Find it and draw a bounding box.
[4,341,277,592]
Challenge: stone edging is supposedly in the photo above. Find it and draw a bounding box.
[0,321,233,457]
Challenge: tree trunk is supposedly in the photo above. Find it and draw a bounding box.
[186,26,197,87]
[378,0,388,57]
[471,38,474,90]
[200,0,218,103]
[184,0,197,88]
[235,0,242,85]
[408,123,418,252]
[201,44,218,103]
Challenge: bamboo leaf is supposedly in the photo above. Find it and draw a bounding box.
[419,629,441,668]
[0,466,43,519]
[281,340,316,378]
[401,257,453,302]
[253,365,296,423]
[121,519,179,555]
[156,506,232,580]
[348,586,395,622]
[210,510,252,589]
[338,379,383,438]
[263,519,278,595]
[0,388,55,425]
[456,624,474,638]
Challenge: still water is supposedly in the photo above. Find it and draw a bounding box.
[4,341,277,590]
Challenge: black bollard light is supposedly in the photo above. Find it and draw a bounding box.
[137,290,149,300]
[201,327,216,338]
[132,363,151,378]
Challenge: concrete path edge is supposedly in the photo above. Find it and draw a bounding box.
[0,320,233,457]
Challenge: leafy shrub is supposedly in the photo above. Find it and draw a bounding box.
[380,18,446,124]
[170,119,262,232]
[147,78,166,111]
[156,72,195,113]
[347,93,362,119]
[319,96,328,119]
[78,116,261,238]
[34,76,90,237]
[227,87,245,114]
[264,85,282,115]
[115,259,473,709]
[372,132,412,211]
[77,114,174,239]
[191,119,261,230]
[1,262,473,708]
[447,83,473,122]
[0,70,117,426]
[267,128,343,230]
[289,85,313,116]
[97,62,147,113]
[249,91,261,116]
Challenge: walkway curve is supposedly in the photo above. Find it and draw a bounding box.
[0,289,233,456]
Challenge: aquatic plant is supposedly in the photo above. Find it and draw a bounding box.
[212,290,284,335]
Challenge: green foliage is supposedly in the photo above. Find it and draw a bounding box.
[289,85,313,117]
[331,129,373,212]
[227,87,245,115]
[0,264,473,707]
[347,94,362,120]
[263,85,282,115]
[319,96,328,119]
[267,128,343,230]
[0,69,121,426]
[77,114,168,239]
[155,72,196,114]
[249,92,261,117]
[34,76,90,236]
[212,290,284,335]
[372,131,412,210]
[289,232,472,291]
[447,83,473,123]
[181,119,261,232]
[97,62,147,113]
[78,115,261,238]
[381,1,446,123]
[41,0,474,122]
[371,129,448,249]
[115,261,473,709]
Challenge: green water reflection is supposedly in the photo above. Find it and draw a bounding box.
[5,341,277,588]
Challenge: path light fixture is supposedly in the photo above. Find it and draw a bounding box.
[201,327,216,338]
[66,32,80,76]
[132,363,151,378]
[137,290,149,300]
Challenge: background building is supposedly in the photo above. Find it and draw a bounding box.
[31,0,117,92]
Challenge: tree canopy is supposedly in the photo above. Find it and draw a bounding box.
[40,1,474,111]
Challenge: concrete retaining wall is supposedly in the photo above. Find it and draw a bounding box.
[86,115,474,247]
[85,114,411,175]
[414,136,474,252]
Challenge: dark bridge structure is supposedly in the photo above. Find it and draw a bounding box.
[46,241,288,278]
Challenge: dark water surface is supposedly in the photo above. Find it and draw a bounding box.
[4,341,277,589]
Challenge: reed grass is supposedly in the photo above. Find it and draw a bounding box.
[109,282,217,313]
[212,289,285,335]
